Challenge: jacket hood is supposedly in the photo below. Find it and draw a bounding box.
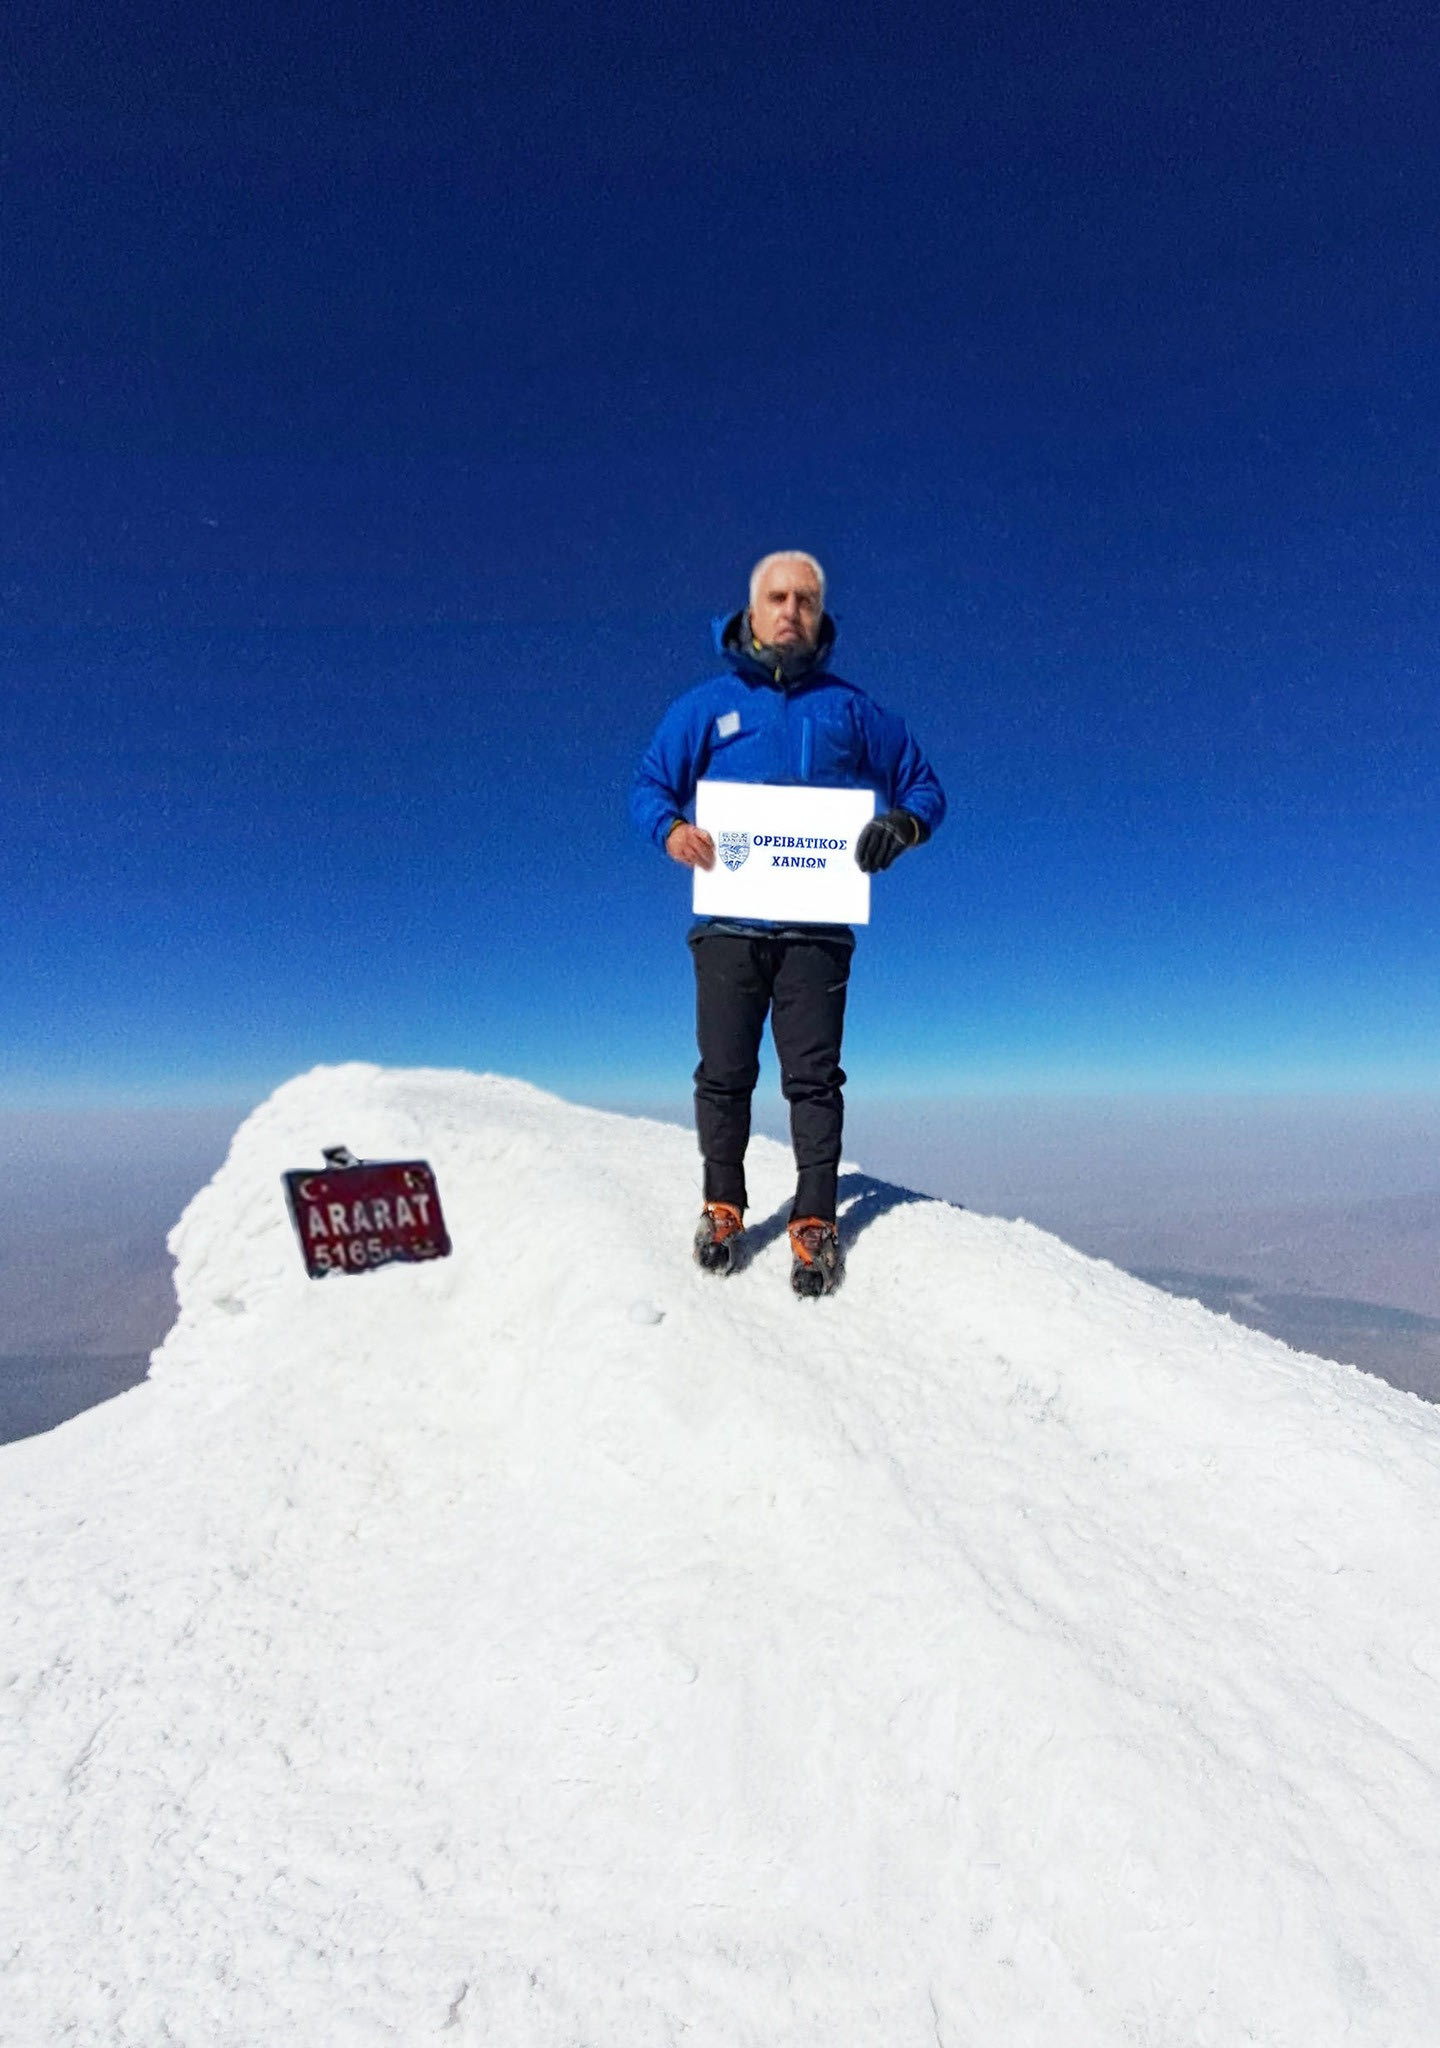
[714,608,838,688]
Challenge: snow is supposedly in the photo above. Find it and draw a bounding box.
[5,1063,1440,2046]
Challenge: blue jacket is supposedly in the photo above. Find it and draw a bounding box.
[631,612,948,855]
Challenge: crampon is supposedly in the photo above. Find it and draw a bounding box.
[788,1217,842,1298]
[693,1201,745,1274]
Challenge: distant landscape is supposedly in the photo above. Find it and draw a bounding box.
[818,1093,1440,1407]
[1130,1273,1440,1405]
[0,1105,241,1443]
[6,1089,1440,1445]
[0,1353,152,1445]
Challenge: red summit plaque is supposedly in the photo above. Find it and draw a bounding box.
[283,1150,452,1278]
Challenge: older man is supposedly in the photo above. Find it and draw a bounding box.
[631,551,945,1296]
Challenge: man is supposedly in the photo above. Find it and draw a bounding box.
[631,551,945,1297]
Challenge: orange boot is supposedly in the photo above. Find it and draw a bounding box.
[694,1201,745,1274]
[788,1216,842,1297]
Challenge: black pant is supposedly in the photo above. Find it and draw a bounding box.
[689,930,852,1222]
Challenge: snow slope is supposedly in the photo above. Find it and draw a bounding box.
[5,1064,1440,2047]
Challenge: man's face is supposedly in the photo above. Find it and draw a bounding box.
[750,560,823,652]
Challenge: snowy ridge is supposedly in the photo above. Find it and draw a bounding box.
[4,1063,1440,2046]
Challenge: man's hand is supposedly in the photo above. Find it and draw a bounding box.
[854,809,924,874]
[666,822,716,870]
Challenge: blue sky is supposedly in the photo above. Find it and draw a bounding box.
[4,0,1439,1107]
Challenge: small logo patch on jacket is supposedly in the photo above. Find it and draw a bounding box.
[716,709,741,739]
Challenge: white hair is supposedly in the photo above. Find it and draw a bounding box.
[748,550,827,610]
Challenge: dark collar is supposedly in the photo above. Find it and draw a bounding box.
[714,608,839,689]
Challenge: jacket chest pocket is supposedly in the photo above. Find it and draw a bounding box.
[800,710,857,781]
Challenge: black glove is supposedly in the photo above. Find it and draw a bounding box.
[854,809,925,874]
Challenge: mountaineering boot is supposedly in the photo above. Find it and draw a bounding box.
[694,1201,745,1274]
[788,1217,842,1298]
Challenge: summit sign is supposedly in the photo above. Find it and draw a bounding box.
[282,1153,452,1278]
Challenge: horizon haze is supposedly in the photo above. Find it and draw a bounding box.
[7,1079,1440,1437]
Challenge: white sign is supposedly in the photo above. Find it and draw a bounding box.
[692,780,877,924]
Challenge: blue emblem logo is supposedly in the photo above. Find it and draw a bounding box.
[718,830,750,871]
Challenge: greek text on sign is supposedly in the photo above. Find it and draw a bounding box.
[282,1156,452,1278]
[693,781,877,924]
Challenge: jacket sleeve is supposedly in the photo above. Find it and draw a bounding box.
[858,700,947,839]
[630,692,709,851]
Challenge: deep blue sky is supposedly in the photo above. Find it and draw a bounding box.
[4,0,1438,1106]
